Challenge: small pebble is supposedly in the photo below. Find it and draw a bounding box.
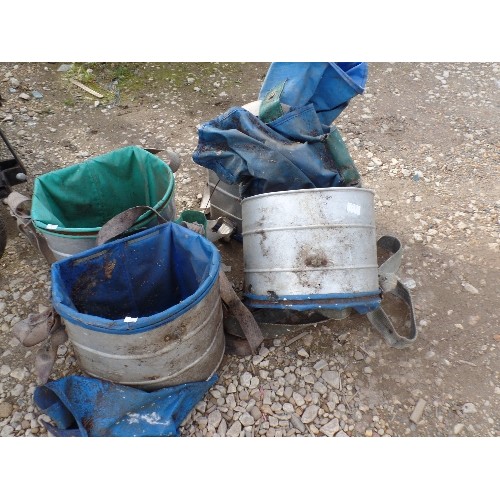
[322,371,341,390]
[0,402,13,418]
[290,413,306,433]
[410,399,427,424]
[462,282,479,294]
[301,405,319,424]
[462,403,477,414]
[319,418,340,437]
[226,421,242,437]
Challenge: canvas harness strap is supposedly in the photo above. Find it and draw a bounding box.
[367,235,417,348]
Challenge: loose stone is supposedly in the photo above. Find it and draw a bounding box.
[226,421,242,437]
[290,413,306,433]
[335,430,349,437]
[462,403,477,414]
[250,406,262,421]
[313,360,329,371]
[11,384,24,397]
[240,372,252,387]
[462,282,479,294]
[217,419,227,437]
[208,410,222,428]
[319,418,341,437]
[292,392,305,406]
[313,381,328,395]
[322,370,341,390]
[239,413,255,427]
[410,399,427,424]
[301,405,319,424]
[10,368,27,381]
[0,402,13,418]
[0,425,14,437]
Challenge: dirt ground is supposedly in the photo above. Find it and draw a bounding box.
[0,62,498,439]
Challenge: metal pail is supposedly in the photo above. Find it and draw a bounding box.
[202,170,242,234]
[241,187,381,314]
[31,146,176,261]
[51,223,225,391]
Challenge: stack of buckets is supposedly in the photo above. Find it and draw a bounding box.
[33,144,383,391]
[200,99,382,321]
[31,146,225,391]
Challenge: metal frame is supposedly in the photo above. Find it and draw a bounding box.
[0,126,27,199]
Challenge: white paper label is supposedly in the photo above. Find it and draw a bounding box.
[346,203,361,216]
[124,316,138,323]
[46,224,58,229]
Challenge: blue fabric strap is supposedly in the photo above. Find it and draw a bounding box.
[34,374,217,437]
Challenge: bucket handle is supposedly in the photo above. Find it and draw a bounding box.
[366,235,418,349]
[96,205,167,246]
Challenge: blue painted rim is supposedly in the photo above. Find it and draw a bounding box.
[244,290,381,315]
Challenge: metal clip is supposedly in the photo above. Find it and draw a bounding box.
[207,217,236,243]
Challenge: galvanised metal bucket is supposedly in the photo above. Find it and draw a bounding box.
[51,223,225,391]
[61,281,224,391]
[31,146,176,261]
[203,170,242,234]
[242,187,381,314]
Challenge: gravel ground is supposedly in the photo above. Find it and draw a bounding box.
[0,62,498,441]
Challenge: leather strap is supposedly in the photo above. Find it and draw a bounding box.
[96,205,166,246]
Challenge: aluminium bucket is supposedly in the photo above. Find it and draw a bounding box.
[241,187,381,314]
[51,222,225,391]
[202,169,242,234]
[31,146,176,261]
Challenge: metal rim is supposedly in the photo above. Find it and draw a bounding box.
[240,186,374,204]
